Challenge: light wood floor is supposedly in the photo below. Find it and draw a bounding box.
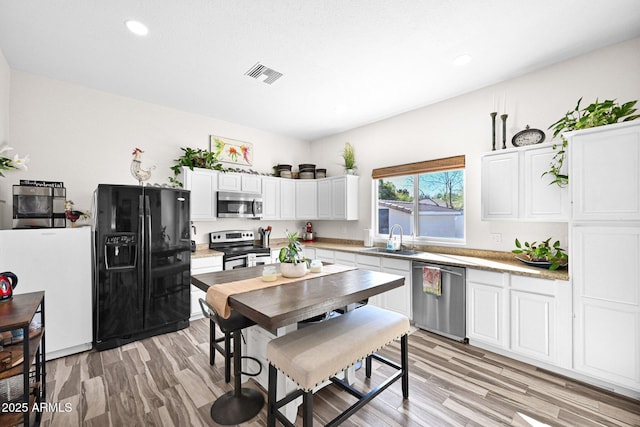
[39,318,640,426]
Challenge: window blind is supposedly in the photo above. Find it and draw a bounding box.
[371,155,465,179]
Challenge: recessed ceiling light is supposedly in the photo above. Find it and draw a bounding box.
[125,20,149,36]
[453,54,472,66]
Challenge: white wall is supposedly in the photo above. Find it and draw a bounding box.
[310,37,640,252]
[3,38,640,250]
[3,70,312,242]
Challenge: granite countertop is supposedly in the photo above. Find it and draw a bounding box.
[192,239,569,281]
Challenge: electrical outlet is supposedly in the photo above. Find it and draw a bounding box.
[491,233,502,243]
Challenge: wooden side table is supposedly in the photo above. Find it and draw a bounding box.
[0,292,46,427]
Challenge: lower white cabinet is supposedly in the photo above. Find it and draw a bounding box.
[466,269,508,349]
[466,268,572,369]
[190,255,223,320]
[380,258,412,319]
[572,224,640,392]
[353,253,411,319]
[0,227,93,360]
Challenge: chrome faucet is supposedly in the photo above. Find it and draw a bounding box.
[388,224,403,251]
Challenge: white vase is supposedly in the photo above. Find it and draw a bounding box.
[280,262,308,278]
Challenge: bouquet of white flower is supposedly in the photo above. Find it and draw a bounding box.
[0,143,29,177]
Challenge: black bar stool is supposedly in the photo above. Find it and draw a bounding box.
[199,298,264,425]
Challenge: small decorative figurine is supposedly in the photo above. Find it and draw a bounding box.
[131,148,156,185]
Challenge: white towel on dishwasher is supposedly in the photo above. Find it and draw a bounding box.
[422,266,441,296]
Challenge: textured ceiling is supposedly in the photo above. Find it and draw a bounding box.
[0,0,639,141]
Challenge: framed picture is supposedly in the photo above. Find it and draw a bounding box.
[209,135,253,166]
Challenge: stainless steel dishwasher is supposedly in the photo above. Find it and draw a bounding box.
[412,261,467,342]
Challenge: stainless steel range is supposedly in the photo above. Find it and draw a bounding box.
[209,230,271,270]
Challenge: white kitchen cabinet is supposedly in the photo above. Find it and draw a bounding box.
[179,167,218,221]
[0,227,93,360]
[262,177,281,220]
[481,151,519,219]
[217,172,242,192]
[380,257,412,319]
[568,121,640,221]
[215,171,262,193]
[241,174,262,193]
[302,247,316,261]
[481,144,568,221]
[523,145,570,219]
[355,254,382,307]
[314,248,335,263]
[295,180,317,219]
[280,179,296,220]
[317,176,359,220]
[190,255,223,320]
[334,250,356,266]
[466,269,508,349]
[509,275,573,366]
[571,224,640,392]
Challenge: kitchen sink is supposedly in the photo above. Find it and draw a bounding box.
[362,247,422,256]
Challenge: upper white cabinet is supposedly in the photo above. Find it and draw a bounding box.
[481,144,569,221]
[295,180,317,219]
[523,145,570,219]
[482,151,519,219]
[217,172,262,193]
[262,177,281,220]
[179,167,218,221]
[317,175,359,220]
[280,179,296,220]
[568,121,640,221]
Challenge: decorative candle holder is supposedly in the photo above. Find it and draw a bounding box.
[490,112,497,150]
[500,114,508,149]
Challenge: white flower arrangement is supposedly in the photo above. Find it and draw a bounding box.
[0,143,29,177]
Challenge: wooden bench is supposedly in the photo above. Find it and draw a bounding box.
[266,305,410,427]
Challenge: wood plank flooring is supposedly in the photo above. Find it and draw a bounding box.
[39,318,640,426]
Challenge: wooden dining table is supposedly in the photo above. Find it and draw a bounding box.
[190,263,405,425]
[190,264,406,330]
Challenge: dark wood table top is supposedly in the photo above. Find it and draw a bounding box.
[191,265,405,330]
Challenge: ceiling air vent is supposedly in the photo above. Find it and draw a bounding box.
[244,62,283,85]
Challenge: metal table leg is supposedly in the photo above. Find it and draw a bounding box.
[210,329,264,424]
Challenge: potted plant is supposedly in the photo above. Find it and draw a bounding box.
[342,142,357,175]
[544,98,639,187]
[169,147,226,187]
[512,237,568,271]
[278,231,308,278]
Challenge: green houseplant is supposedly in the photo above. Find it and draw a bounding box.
[278,231,308,277]
[169,147,226,187]
[544,98,640,187]
[342,142,357,174]
[512,237,568,271]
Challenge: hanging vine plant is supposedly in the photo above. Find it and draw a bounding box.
[544,98,639,187]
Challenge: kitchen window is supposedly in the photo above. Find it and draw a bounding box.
[372,155,465,243]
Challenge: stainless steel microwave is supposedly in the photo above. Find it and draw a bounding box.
[13,185,66,228]
[216,191,263,218]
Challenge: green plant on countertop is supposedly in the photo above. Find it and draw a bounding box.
[342,142,357,173]
[278,231,307,265]
[169,147,226,187]
[544,97,640,187]
[512,237,568,271]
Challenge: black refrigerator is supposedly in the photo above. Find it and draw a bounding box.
[92,184,191,351]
